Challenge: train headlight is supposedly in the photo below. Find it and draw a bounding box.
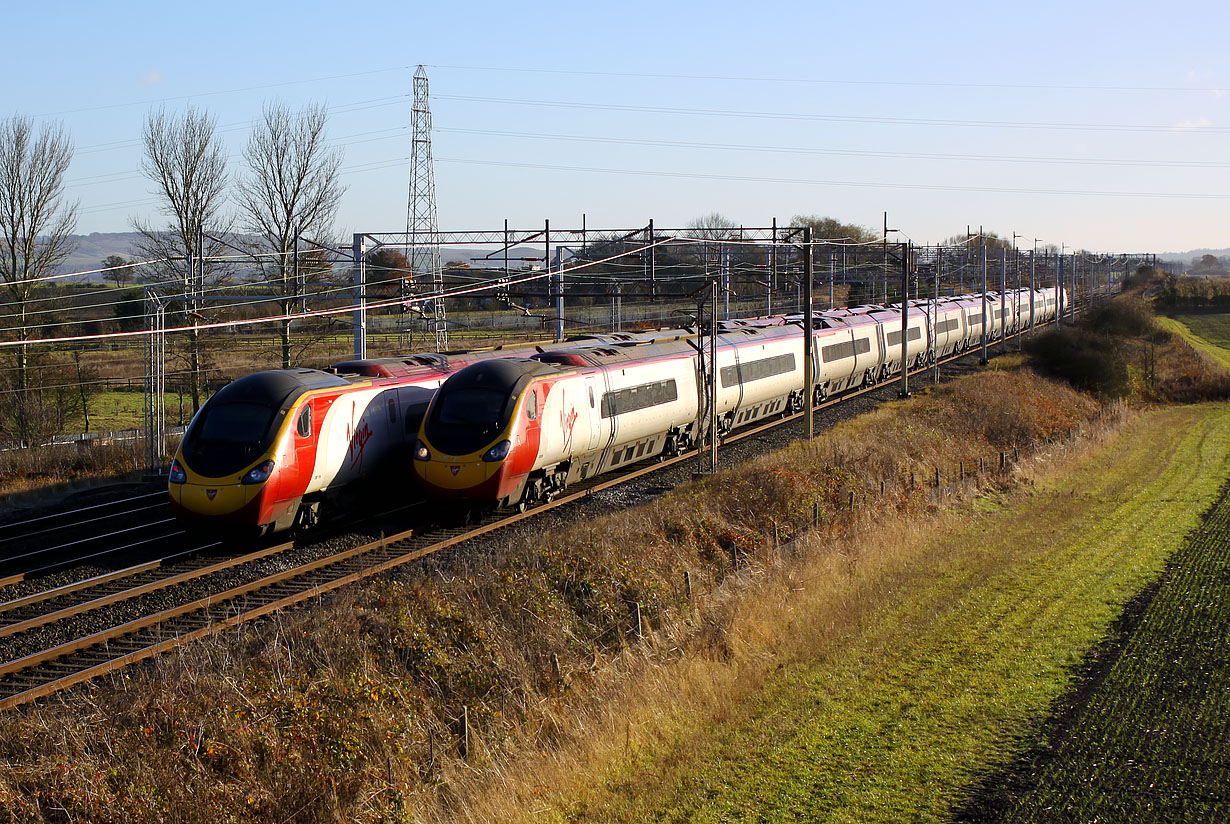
[241,459,275,485]
[168,459,187,484]
[482,440,511,462]
[413,442,431,461]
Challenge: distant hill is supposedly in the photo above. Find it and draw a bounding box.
[60,232,146,277]
[1157,248,1230,266]
[56,232,520,280]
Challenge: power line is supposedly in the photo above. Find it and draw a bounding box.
[439,126,1230,170]
[430,63,1230,94]
[436,94,1230,135]
[435,156,1230,200]
[33,67,416,119]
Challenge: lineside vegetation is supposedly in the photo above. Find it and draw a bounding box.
[0,288,1227,821]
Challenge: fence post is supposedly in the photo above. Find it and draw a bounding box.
[458,706,469,760]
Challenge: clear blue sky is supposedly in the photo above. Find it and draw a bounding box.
[5,0,1229,253]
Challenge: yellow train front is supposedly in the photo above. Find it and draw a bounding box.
[168,369,350,535]
[413,359,553,509]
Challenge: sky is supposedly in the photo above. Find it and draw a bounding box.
[4,0,1230,255]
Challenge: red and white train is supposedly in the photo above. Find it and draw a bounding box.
[413,287,1064,509]
[167,328,710,534]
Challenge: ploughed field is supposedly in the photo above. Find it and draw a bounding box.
[963,480,1230,823]
[549,402,1230,824]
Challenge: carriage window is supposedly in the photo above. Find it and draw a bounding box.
[387,397,397,424]
[601,379,678,418]
[588,386,595,408]
[296,405,312,438]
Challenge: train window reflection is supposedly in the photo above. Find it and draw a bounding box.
[436,388,507,428]
[201,402,276,444]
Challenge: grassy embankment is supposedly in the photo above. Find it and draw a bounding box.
[544,402,1230,823]
[0,366,1109,822]
[965,466,1230,823]
[1,293,1227,822]
[1155,312,1230,370]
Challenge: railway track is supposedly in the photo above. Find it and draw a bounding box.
[0,318,1074,711]
[0,492,201,586]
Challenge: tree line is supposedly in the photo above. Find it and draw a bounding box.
[0,104,344,443]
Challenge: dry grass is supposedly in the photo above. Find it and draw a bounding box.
[0,365,1111,823]
[0,441,146,504]
[5,299,1223,820]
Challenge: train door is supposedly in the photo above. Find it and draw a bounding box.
[295,400,318,487]
[725,342,745,418]
[583,376,602,452]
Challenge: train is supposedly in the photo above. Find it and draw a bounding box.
[412,287,1064,509]
[166,327,719,534]
[169,286,1063,533]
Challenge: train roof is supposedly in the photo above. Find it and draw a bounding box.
[327,355,449,378]
[212,369,350,409]
[444,357,559,389]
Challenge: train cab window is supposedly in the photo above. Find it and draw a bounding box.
[526,390,537,421]
[296,406,312,438]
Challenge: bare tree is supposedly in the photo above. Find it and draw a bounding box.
[685,212,739,241]
[236,101,344,368]
[684,212,739,278]
[132,106,231,413]
[790,215,877,243]
[0,115,77,442]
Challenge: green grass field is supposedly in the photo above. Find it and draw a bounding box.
[976,479,1230,823]
[1157,312,1230,370]
[75,389,147,432]
[550,404,1230,823]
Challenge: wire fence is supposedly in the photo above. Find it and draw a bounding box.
[0,223,1154,461]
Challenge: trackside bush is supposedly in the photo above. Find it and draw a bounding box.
[1026,328,1131,398]
[1084,297,1168,341]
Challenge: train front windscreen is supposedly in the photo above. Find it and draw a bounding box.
[424,386,512,456]
[178,370,346,478]
[181,400,282,477]
[420,359,554,457]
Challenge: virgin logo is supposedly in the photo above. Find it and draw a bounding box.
[560,406,579,453]
[345,400,375,470]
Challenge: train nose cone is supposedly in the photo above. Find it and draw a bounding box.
[176,482,255,516]
[417,457,502,496]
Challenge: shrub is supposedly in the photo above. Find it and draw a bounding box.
[1026,328,1131,397]
[1084,297,1167,341]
